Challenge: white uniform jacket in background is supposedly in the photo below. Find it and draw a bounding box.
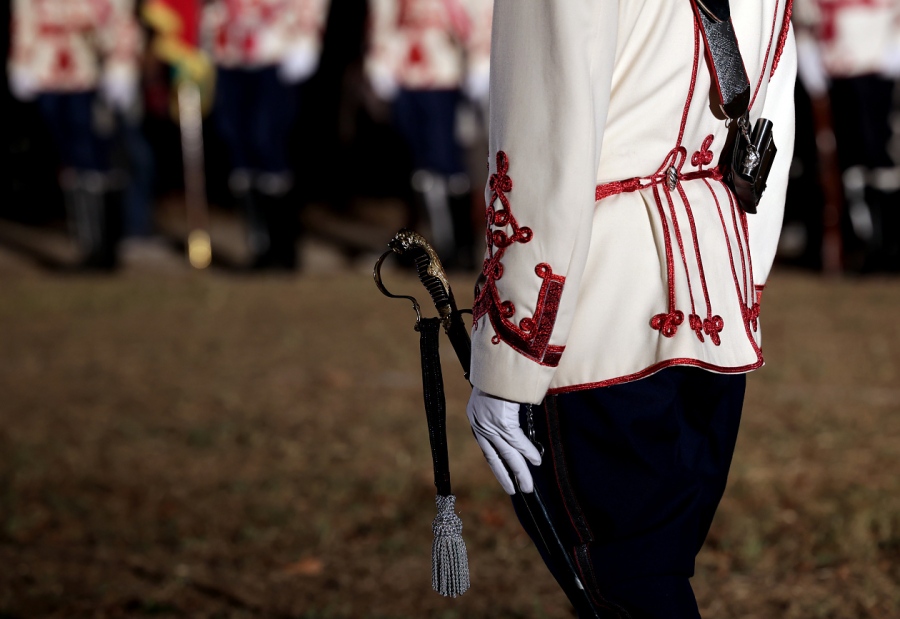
[793,0,900,77]
[9,0,141,93]
[365,0,493,90]
[203,0,330,68]
[471,0,797,404]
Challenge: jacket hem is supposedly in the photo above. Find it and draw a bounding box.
[546,354,764,395]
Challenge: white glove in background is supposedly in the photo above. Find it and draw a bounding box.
[464,62,490,103]
[279,44,319,84]
[795,32,829,98]
[881,43,900,79]
[368,68,399,101]
[9,67,38,101]
[466,387,542,495]
[101,70,138,112]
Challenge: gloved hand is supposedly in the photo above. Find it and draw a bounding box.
[279,44,319,84]
[466,387,542,495]
[464,62,490,103]
[9,67,38,101]
[368,69,399,101]
[881,43,900,79]
[101,69,138,112]
[795,32,829,98]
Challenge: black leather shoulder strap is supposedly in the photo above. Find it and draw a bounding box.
[691,0,751,119]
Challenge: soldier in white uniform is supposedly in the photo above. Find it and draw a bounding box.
[9,0,142,269]
[203,0,330,269]
[794,0,900,271]
[365,0,492,267]
[465,1,796,616]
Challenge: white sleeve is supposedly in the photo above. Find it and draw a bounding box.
[749,24,797,289]
[364,0,400,84]
[285,0,330,57]
[470,0,618,404]
[99,0,142,83]
[9,0,36,78]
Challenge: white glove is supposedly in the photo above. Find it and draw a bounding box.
[464,63,490,103]
[279,44,319,84]
[9,67,39,101]
[369,70,399,101]
[795,33,829,98]
[466,387,542,495]
[881,43,900,79]
[101,70,138,112]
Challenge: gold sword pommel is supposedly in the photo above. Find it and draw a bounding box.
[387,229,458,329]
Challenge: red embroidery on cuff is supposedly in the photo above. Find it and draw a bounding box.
[473,152,566,367]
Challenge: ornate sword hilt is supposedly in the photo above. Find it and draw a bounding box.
[388,229,459,330]
[374,229,472,379]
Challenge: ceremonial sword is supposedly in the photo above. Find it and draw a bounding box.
[374,229,614,618]
[176,80,212,269]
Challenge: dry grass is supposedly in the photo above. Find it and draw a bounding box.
[0,268,897,618]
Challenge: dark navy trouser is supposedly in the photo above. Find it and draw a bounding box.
[214,66,298,174]
[516,366,746,618]
[37,91,110,171]
[392,88,465,176]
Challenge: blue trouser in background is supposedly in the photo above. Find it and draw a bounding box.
[37,91,110,171]
[392,88,465,176]
[214,66,300,268]
[391,88,474,266]
[37,91,123,268]
[518,366,746,618]
[214,66,298,175]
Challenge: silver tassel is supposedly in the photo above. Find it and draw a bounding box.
[431,494,470,597]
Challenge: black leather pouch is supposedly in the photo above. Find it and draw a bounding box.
[728,116,777,214]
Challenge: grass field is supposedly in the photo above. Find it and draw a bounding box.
[0,268,898,618]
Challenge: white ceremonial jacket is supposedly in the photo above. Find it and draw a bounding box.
[365,0,493,90]
[9,0,141,93]
[471,0,797,404]
[202,0,330,69]
[794,0,900,77]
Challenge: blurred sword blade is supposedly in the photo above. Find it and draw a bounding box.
[177,80,212,269]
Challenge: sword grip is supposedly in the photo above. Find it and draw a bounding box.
[388,229,472,378]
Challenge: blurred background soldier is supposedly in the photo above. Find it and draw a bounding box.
[8,0,142,270]
[794,0,900,272]
[203,0,331,270]
[365,0,492,269]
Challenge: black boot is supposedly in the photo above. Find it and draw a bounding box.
[65,171,121,271]
[861,180,896,273]
[255,173,297,271]
[411,169,456,265]
[230,170,272,269]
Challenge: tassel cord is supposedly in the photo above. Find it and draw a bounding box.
[418,318,469,597]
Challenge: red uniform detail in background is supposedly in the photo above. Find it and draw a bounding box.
[817,0,883,42]
[152,0,202,46]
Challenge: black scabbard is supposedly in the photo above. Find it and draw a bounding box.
[446,311,472,380]
[511,480,616,618]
